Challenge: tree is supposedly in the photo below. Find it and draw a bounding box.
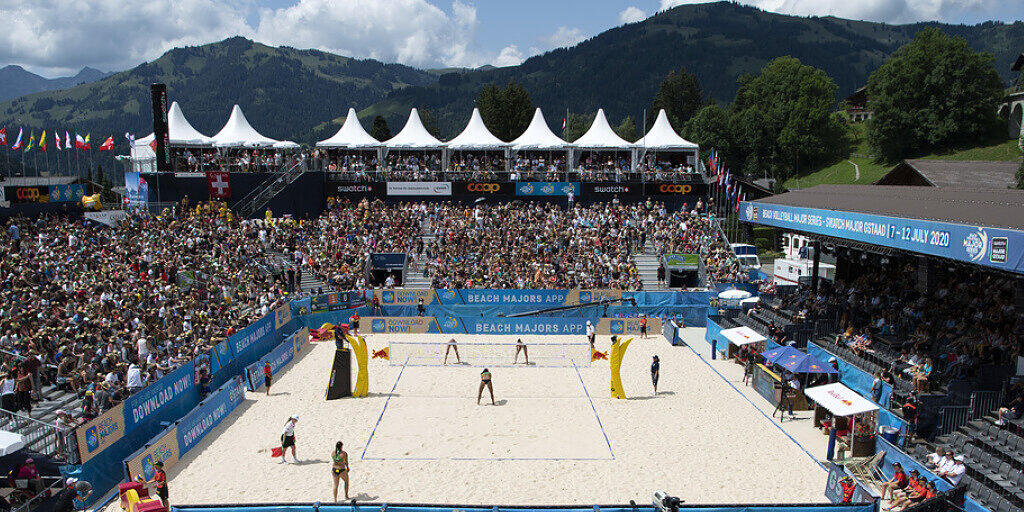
[562,112,594,142]
[650,67,703,131]
[866,28,1005,162]
[370,115,391,141]
[614,116,637,142]
[726,57,851,182]
[683,103,733,165]
[419,108,442,139]
[475,81,534,141]
[1016,133,1024,190]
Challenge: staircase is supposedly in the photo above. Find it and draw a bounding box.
[268,251,328,295]
[0,379,83,462]
[234,158,307,219]
[402,219,434,288]
[634,244,662,290]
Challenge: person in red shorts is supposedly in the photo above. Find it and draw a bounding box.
[879,462,908,500]
[147,460,168,506]
[263,361,273,396]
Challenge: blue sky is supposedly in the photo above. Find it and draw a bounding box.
[2,0,1023,77]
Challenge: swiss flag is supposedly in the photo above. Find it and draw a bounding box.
[206,171,231,199]
[98,136,114,151]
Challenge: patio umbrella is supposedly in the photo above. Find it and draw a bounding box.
[788,353,837,374]
[760,345,805,366]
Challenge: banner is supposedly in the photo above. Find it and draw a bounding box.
[228,314,274,359]
[514,182,579,197]
[48,184,86,202]
[457,181,514,196]
[175,377,244,455]
[375,289,436,305]
[648,182,707,196]
[664,253,700,270]
[459,317,591,335]
[367,316,436,334]
[740,201,1024,275]
[75,403,126,464]
[441,289,620,306]
[122,360,196,433]
[123,426,179,483]
[330,182,385,196]
[274,303,292,330]
[369,253,407,270]
[386,181,452,196]
[292,328,310,353]
[244,338,295,391]
[597,317,662,335]
[84,210,128,227]
[4,186,50,203]
[206,171,231,199]
[581,183,642,197]
[124,172,149,204]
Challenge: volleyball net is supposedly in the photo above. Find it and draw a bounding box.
[387,340,592,367]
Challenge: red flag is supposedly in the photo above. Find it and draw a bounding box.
[98,136,114,151]
[0,128,6,146]
[75,134,87,149]
[207,171,231,199]
[148,138,158,152]
[55,132,62,151]
[735,185,742,212]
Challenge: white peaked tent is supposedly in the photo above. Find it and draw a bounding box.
[446,108,507,150]
[316,108,382,148]
[385,108,444,149]
[573,109,632,149]
[136,101,213,149]
[211,105,298,148]
[510,108,569,150]
[635,109,698,150]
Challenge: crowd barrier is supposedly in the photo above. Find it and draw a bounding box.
[172,504,874,512]
[825,462,876,504]
[298,315,660,337]
[244,328,310,392]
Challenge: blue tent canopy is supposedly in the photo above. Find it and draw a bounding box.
[761,346,804,366]
[762,346,837,374]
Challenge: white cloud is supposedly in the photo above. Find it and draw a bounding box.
[619,6,648,23]
[540,26,586,50]
[659,0,1024,24]
[0,0,251,76]
[493,45,525,67]
[255,0,482,68]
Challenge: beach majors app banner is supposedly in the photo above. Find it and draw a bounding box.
[740,201,1024,275]
[75,403,126,463]
[125,426,180,482]
[123,360,196,432]
[176,377,245,455]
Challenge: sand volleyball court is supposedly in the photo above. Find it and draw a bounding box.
[152,330,827,505]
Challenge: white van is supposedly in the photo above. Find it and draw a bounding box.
[729,243,761,272]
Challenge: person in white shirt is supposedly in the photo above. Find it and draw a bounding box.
[941,455,965,485]
[586,321,596,348]
[137,338,150,362]
[280,416,299,463]
[925,446,946,468]
[126,364,145,392]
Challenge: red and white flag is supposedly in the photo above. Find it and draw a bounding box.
[10,129,23,150]
[54,132,62,151]
[98,136,114,151]
[75,133,87,150]
[0,127,6,146]
[64,131,71,150]
[206,171,231,199]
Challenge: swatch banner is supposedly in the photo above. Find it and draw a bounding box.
[514,181,580,197]
[435,289,620,306]
[175,376,245,455]
[123,425,179,483]
[228,314,275,359]
[374,289,437,305]
[274,303,292,330]
[122,360,196,433]
[75,402,126,464]
[367,316,437,334]
[597,317,662,335]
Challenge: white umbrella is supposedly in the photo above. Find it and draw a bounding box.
[718,289,752,300]
[0,430,26,456]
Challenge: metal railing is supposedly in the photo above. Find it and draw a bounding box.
[0,408,78,464]
[320,166,705,183]
[936,389,1006,437]
[9,476,65,512]
[234,158,307,219]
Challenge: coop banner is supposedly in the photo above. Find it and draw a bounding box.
[123,426,180,483]
[597,317,662,335]
[741,201,1024,275]
[75,402,126,464]
[374,289,437,305]
[457,317,592,335]
[274,303,292,330]
[176,377,245,455]
[123,360,197,433]
[368,316,437,334]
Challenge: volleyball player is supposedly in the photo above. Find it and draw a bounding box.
[331,441,349,501]
[478,368,495,405]
[651,355,660,395]
[513,338,529,364]
[444,337,461,365]
[586,321,596,349]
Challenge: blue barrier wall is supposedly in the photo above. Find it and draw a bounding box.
[174,505,875,512]
[695,316,723,358]
[875,437,952,492]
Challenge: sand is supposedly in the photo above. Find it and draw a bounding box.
[135,329,828,506]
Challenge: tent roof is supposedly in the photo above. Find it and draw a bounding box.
[511,108,570,150]
[0,431,25,456]
[446,108,507,150]
[720,326,766,346]
[804,383,879,416]
[635,109,698,150]
[137,102,213,147]
[385,108,444,149]
[316,108,382,148]
[211,105,281,148]
[573,109,632,150]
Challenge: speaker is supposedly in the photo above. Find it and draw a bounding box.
[150,83,170,172]
[325,348,352,400]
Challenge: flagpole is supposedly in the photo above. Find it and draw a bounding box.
[75,138,81,181]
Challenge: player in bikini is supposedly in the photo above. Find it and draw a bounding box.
[478,368,495,405]
[331,441,349,501]
[444,337,461,364]
[513,338,529,364]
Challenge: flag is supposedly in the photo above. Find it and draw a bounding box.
[735,185,742,212]
[207,171,231,199]
[65,131,71,149]
[591,348,608,361]
[0,127,6,146]
[125,132,135,147]
[25,132,35,151]
[562,117,567,130]
[55,132,62,151]
[75,134,87,149]
[149,138,158,152]
[10,129,23,150]
[98,136,114,151]
[372,348,389,360]
[39,131,46,152]
[84,133,91,149]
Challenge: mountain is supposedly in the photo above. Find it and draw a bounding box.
[367,2,1024,138]
[0,65,112,102]
[0,37,438,148]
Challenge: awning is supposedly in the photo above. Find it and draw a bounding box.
[720,326,766,346]
[804,383,879,416]
[0,431,26,456]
